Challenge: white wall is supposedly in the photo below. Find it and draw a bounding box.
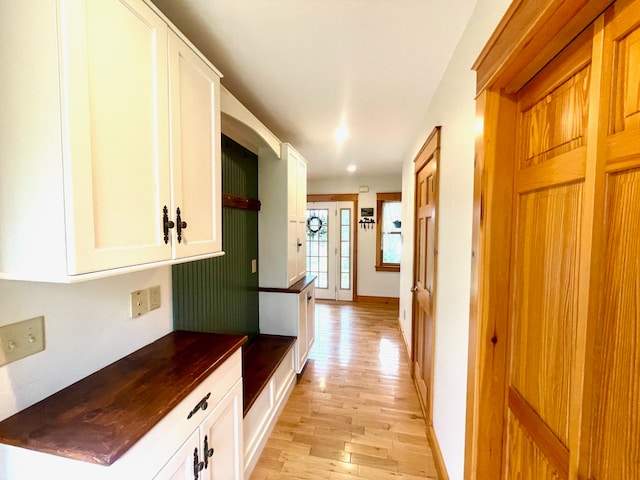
[308,175,402,298]
[0,268,173,421]
[398,0,511,478]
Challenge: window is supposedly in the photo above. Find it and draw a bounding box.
[375,192,402,272]
[340,208,351,289]
[306,208,329,288]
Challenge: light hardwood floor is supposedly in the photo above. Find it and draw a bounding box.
[250,300,439,479]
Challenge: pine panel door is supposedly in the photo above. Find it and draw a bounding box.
[504,27,594,479]
[587,1,640,477]
[412,128,440,422]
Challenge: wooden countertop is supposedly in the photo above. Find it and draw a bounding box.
[0,331,247,466]
[258,275,316,294]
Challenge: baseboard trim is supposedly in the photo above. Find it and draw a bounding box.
[356,295,399,306]
[427,424,450,480]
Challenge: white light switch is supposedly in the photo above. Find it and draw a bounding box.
[251,259,257,273]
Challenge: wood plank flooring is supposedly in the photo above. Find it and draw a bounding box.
[250,300,438,479]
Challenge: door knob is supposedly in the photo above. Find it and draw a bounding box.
[410,286,418,293]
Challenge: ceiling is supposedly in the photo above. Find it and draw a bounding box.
[151,0,477,179]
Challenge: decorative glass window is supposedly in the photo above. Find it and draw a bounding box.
[340,208,351,289]
[306,209,329,288]
[376,192,402,272]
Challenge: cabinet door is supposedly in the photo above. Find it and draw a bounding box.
[297,290,308,371]
[168,33,222,259]
[59,0,172,274]
[287,219,302,285]
[306,283,316,353]
[287,150,308,284]
[153,429,200,480]
[199,380,244,480]
[295,155,307,220]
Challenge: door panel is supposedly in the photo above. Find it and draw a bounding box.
[471,1,640,478]
[510,183,582,445]
[507,414,562,480]
[412,128,439,422]
[588,6,640,475]
[506,29,591,479]
[306,202,354,300]
[589,169,640,479]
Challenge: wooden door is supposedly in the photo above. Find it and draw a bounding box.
[412,127,440,421]
[585,1,640,477]
[467,1,640,478]
[503,27,593,479]
[60,0,172,274]
[168,32,222,259]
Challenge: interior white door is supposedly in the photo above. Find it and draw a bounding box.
[306,202,354,301]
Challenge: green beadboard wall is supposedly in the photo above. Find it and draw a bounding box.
[172,135,259,336]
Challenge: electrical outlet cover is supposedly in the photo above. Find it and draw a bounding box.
[149,285,161,310]
[0,316,45,366]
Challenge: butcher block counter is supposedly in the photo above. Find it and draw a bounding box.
[0,331,247,479]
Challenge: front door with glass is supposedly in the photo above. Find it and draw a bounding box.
[306,202,354,301]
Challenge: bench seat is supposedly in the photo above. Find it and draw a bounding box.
[242,334,297,477]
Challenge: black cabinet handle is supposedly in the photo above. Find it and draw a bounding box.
[162,206,175,244]
[187,392,211,419]
[203,435,214,469]
[193,448,204,479]
[176,207,187,243]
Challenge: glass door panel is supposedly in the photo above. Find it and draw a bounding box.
[306,201,353,301]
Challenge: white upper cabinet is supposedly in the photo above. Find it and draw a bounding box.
[259,143,308,288]
[168,32,222,259]
[286,147,308,285]
[0,0,223,282]
[61,0,172,274]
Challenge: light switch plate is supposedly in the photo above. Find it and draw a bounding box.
[251,259,257,274]
[0,316,45,366]
[130,290,149,317]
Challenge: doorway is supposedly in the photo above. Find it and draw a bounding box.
[306,201,355,301]
[412,127,440,425]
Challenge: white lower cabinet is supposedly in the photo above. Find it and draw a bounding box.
[259,280,316,373]
[0,350,243,480]
[155,380,243,480]
[154,430,201,480]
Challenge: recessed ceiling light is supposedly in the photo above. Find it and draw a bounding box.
[334,125,349,142]
[347,165,356,172]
